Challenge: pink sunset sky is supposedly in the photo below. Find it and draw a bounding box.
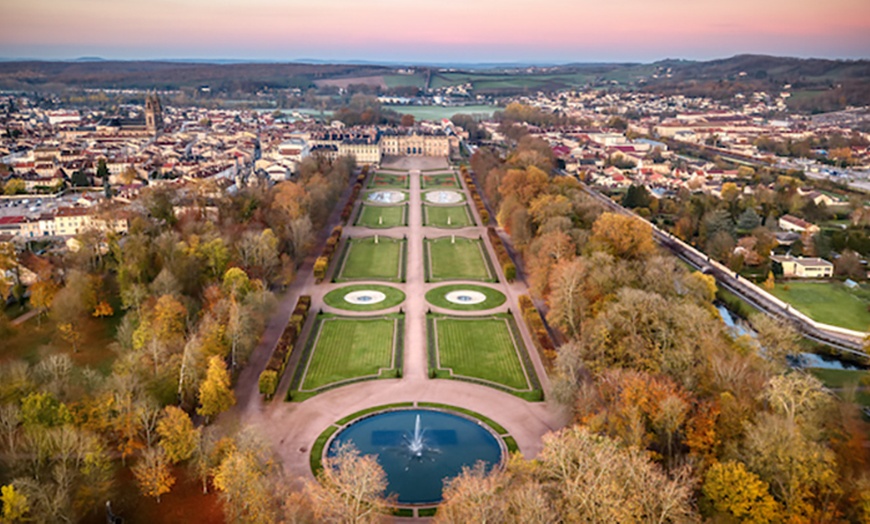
[2,0,869,62]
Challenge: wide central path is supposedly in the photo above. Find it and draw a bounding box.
[403,168,427,381]
[224,156,570,495]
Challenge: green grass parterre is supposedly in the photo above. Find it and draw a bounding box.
[424,237,496,282]
[355,203,407,228]
[290,314,403,401]
[334,236,406,283]
[427,314,542,400]
[422,204,474,228]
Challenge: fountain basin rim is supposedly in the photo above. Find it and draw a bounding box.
[318,405,508,507]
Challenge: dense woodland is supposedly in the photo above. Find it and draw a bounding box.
[463,139,870,522]
[0,157,357,521]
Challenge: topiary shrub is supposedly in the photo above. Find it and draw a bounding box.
[313,257,329,281]
[258,370,278,398]
[503,262,516,282]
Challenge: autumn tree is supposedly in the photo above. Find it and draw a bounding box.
[751,314,800,368]
[197,356,235,422]
[546,257,586,339]
[213,432,281,524]
[589,212,656,260]
[306,442,393,523]
[742,413,839,520]
[701,460,781,523]
[157,406,200,464]
[1,484,30,523]
[132,447,175,503]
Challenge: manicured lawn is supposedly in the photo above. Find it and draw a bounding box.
[296,315,401,393]
[355,203,407,228]
[423,204,474,228]
[429,314,540,400]
[425,284,506,311]
[335,237,406,282]
[769,282,870,331]
[425,237,495,282]
[368,173,409,189]
[421,173,459,189]
[323,284,406,312]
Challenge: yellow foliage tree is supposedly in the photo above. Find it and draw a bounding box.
[702,460,781,523]
[157,406,200,464]
[197,356,235,421]
[1,483,30,522]
[132,447,175,503]
[590,212,656,260]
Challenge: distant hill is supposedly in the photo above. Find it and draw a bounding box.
[0,55,867,113]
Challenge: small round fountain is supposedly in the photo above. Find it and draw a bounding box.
[326,408,504,505]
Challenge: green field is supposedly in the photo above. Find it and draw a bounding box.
[368,173,409,189]
[422,205,474,228]
[383,105,499,121]
[810,368,870,407]
[428,314,540,400]
[323,284,405,312]
[335,237,406,283]
[355,203,407,228]
[425,284,506,311]
[425,237,495,282]
[421,173,459,189]
[294,315,401,397]
[769,282,870,332]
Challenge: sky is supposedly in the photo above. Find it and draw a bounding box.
[2,0,869,63]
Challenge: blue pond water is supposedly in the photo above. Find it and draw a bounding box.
[327,409,503,505]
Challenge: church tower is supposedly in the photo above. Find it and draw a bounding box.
[145,93,164,135]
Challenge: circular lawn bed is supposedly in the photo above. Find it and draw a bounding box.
[425,284,506,311]
[324,284,405,312]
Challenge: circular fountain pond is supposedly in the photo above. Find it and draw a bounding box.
[326,409,503,505]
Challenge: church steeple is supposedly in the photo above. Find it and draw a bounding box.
[144,92,163,136]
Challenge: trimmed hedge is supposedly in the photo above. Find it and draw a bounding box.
[258,295,312,398]
[314,225,343,283]
[487,227,516,282]
[461,165,490,225]
[518,294,557,369]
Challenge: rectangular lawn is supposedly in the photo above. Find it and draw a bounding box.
[423,204,473,228]
[425,237,494,282]
[299,316,398,391]
[431,315,532,392]
[421,173,459,189]
[368,173,409,189]
[769,282,870,332]
[336,237,405,282]
[356,204,407,228]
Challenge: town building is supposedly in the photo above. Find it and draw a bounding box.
[771,255,834,278]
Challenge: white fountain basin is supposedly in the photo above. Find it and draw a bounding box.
[425,190,463,204]
[444,290,487,305]
[367,190,405,203]
[344,290,387,305]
